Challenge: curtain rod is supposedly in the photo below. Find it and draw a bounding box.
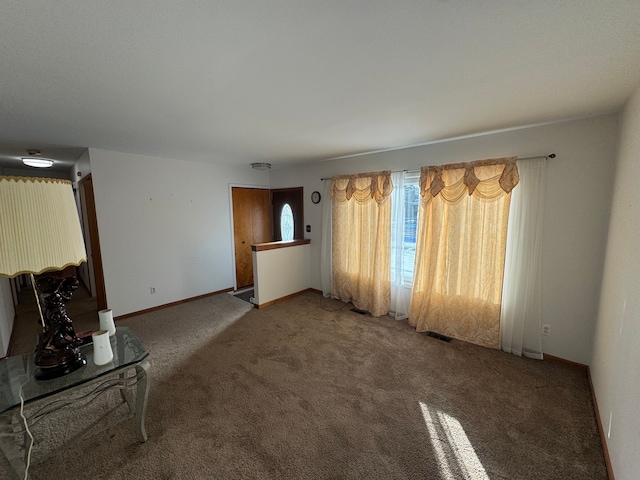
[518,153,556,161]
[321,170,406,181]
[320,153,555,181]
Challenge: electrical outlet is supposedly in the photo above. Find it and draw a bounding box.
[150,287,157,294]
[541,324,551,336]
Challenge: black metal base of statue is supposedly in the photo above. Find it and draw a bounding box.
[33,276,86,380]
[35,353,86,380]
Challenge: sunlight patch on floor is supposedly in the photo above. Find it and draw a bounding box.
[419,402,489,480]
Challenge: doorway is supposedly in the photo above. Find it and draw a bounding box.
[231,187,271,289]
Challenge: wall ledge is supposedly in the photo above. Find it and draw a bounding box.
[252,239,310,252]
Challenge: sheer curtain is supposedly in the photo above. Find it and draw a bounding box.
[389,171,413,319]
[331,171,393,317]
[409,158,519,348]
[500,158,547,359]
[320,179,333,297]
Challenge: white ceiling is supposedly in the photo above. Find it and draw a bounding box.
[1,1,640,172]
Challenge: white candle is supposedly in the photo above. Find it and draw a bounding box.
[92,330,113,365]
[98,308,116,336]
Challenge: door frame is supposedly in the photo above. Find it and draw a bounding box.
[228,183,270,291]
[78,174,108,310]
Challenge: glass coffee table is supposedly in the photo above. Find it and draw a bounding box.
[0,327,150,480]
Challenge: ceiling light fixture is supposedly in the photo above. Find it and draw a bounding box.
[251,162,271,170]
[22,158,54,168]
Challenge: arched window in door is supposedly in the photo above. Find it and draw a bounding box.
[271,187,303,241]
[281,203,294,241]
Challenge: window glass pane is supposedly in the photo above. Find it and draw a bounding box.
[281,203,294,241]
[390,172,420,287]
[402,181,419,285]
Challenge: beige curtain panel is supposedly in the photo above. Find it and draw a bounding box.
[331,171,393,317]
[409,158,518,348]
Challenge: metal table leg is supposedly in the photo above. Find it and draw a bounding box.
[134,359,150,442]
[0,412,28,480]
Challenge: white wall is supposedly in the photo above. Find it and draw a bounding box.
[590,86,640,480]
[253,243,311,306]
[271,114,619,364]
[89,148,269,316]
[0,277,15,357]
[72,149,91,181]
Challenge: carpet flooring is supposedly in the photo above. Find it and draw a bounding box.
[3,291,606,479]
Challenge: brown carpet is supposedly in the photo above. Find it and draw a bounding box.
[3,291,606,479]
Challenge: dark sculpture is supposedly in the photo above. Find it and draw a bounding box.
[34,276,86,380]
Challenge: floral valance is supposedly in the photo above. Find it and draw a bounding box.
[419,157,518,205]
[330,170,393,205]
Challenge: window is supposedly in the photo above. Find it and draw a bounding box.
[391,171,420,287]
[280,203,294,241]
[271,187,303,241]
[401,174,420,284]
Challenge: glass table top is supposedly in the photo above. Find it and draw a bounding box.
[0,327,148,413]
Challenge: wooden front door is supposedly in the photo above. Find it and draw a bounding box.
[231,187,271,289]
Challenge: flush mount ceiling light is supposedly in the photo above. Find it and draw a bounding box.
[22,158,54,168]
[22,149,54,168]
[251,162,271,170]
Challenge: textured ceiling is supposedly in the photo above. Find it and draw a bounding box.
[1,1,640,172]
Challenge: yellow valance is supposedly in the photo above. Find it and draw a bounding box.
[330,170,393,205]
[419,157,519,205]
